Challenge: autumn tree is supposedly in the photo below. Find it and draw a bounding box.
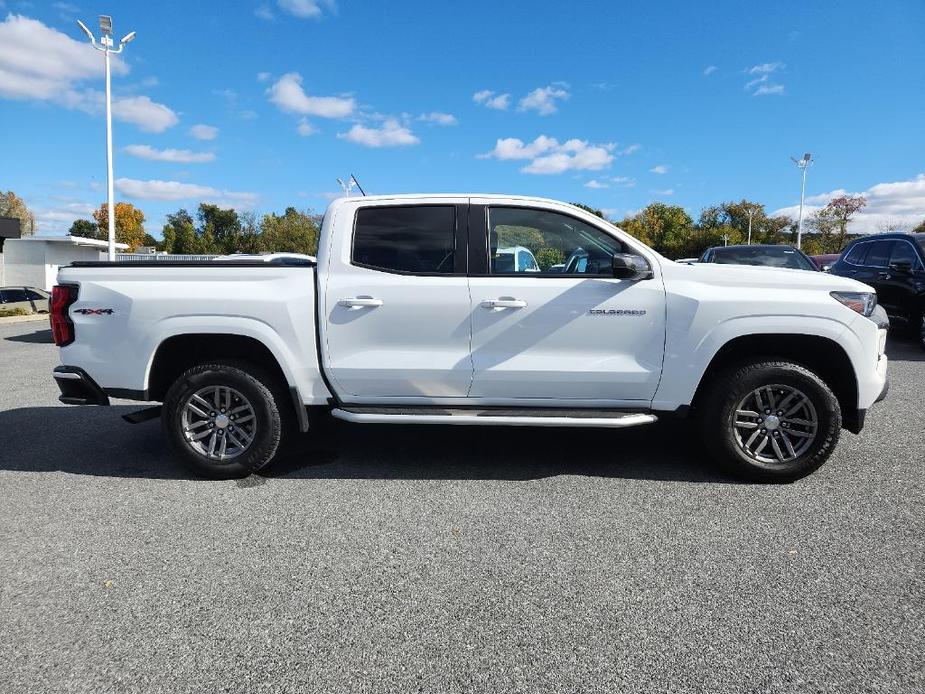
[699,199,791,246]
[810,195,867,254]
[619,203,695,258]
[0,191,36,236]
[92,202,146,252]
[913,219,925,233]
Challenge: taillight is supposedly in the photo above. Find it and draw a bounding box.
[50,284,78,346]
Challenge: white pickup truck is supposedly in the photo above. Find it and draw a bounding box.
[50,195,889,481]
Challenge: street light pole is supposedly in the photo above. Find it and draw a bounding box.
[747,208,755,245]
[790,152,813,250]
[76,16,136,261]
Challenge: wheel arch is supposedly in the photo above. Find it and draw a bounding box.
[689,333,858,422]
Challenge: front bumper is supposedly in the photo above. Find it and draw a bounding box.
[53,366,110,406]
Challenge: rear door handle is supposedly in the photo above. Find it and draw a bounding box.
[339,297,384,309]
[481,298,527,309]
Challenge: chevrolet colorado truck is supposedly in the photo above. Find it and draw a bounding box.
[50,195,890,481]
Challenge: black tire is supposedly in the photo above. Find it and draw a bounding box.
[162,361,287,479]
[917,306,925,350]
[699,360,841,483]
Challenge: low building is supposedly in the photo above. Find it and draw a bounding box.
[1,236,127,290]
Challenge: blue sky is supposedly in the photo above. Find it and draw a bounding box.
[2,0,924,236]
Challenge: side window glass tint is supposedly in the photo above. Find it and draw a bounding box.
[865,241,893,267]
[488,207,621,275]
[353,206,456,274]
[844,243,867,265]
[889,242,918,268]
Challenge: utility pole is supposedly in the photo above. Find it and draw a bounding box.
[790,152,813,250]
[76,16,136,261]
[747,208,755,245]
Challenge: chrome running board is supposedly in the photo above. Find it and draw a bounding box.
[331,407,658,428]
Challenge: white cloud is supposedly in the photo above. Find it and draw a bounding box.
[115,178,258,207]
[189,124,219,140]
[612,176,636,188]
[338,118,419,147]
[754,83,785,96]
[482,135,615,175]
[773,173,925,234]
[267,72,354,117]
[748,61,784,74]
[124,145,215,163]
[35,201,96,233]
[473,89,510,110]
[703,65,718,76]
[518,85,570,115]
[111,96,179,132]
[745,62,785,96]
[650,164,669,174]
[622,144,641,155]
[418,111,458,126]
[255,5,274,20]
[257,71,272,82]
[652,188,675,196]
[0,15,177,132]
[277,0,335,18]
[297,117,317,136]
[584,179,609,189]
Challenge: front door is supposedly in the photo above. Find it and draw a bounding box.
[467,203,666,404]
[322,201,473,400]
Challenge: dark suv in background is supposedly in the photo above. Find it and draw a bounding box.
[830,232,925,348]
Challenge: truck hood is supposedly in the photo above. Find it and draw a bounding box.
[667,261,874,293]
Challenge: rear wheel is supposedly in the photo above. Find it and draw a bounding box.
[917,306,925,350]
[162,362,286,479]
[699,360,841,482]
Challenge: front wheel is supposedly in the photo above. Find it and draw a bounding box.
[162,362,285,479]
[699,360,842,482]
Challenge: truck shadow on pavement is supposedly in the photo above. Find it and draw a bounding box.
[3,327,53,344]
[0,405,731,483]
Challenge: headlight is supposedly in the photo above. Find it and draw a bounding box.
[830,291,877,317]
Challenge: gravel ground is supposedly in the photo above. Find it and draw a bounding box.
[0,320,922,694]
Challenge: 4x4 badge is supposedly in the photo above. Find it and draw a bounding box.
[74,308,114,315]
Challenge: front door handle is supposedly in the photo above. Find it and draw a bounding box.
[339,297,384,309]
[877,272,891,279]
[481,298,527,309]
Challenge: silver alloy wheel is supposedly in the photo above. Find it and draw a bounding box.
[732,384,818,464]
[180,385,257,462]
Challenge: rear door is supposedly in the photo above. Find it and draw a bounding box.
[321,200,473,401]
[466,202,666,404]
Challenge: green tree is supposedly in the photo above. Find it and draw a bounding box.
[198,203,242,253]
[0,191,36,236]
[259,207,320,255]
[171,220,200,254]
[535,247,565,270]
[141,233,158,248]
[571,202,605,219]
[92,202,146,251]
[699,199,791,246]
[68,218,100,239]
[913,218,925,234]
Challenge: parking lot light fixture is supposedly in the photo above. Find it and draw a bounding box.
[790,152,813,250]
[75,15,135,261]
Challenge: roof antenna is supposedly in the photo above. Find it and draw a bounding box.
[350,174,366,196]
[336,177,356,197]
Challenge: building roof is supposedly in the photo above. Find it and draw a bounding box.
[9,235,128,250]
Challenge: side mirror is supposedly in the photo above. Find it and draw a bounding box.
[889,260,913,273]
[612,253,653,280]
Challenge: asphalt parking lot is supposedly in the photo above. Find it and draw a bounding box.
[0,319,922,694]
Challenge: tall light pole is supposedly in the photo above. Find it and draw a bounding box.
[790,152,813,250]
[746,208,755,245]
[76,16,136,261]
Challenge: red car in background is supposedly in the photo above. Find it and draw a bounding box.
[811,253,841,271]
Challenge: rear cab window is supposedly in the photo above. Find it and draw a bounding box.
[352,205,458,275]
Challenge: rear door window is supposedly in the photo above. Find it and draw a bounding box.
[352,206,457,275]
[2,288,28,302]
[889,241,919,269]
[865,241,894,268]
[843,242,868,265]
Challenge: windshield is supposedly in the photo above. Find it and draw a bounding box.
[711,246,816,271]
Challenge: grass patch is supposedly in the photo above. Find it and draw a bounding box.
[0,307,30,318]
